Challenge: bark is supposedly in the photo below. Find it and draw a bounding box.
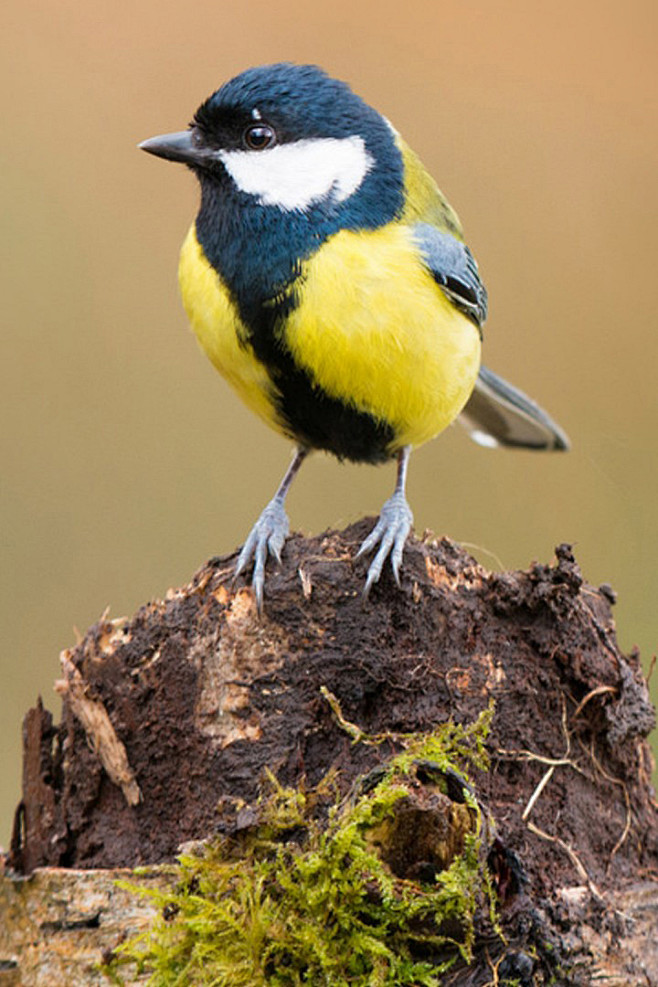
[2,521,657,984]
[0,864,168,987]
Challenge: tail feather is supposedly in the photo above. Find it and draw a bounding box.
[459,365,569,451]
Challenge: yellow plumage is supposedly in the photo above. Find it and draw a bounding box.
[178,225,278,429]
[141,62,568,606]
[397,138,463,233]
[283,225,480,449]
[178,135,481,454]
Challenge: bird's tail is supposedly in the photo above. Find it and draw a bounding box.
[459,364,569,451]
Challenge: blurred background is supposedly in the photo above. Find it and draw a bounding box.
[1,0,656,846]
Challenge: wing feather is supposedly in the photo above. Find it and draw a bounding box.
[460,365,570,451]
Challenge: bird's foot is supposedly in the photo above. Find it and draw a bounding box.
[234,498,290,611]
[356,491,413,597]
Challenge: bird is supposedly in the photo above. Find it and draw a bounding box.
[140,63,569,609]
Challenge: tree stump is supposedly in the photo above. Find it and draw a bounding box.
[2,521,657,985]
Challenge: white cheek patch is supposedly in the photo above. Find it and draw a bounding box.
[218,136,374,212]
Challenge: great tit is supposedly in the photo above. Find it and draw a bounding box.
[140,63,568,608]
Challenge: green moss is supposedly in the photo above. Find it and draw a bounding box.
[108,703,497,986]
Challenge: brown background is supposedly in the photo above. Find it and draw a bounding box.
[1,0,656,845]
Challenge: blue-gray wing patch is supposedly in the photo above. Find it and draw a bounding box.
[412,222,488,330]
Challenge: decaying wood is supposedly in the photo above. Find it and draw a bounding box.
[0,864,169,987]
[2,521,657,985]
[55,655,141,807]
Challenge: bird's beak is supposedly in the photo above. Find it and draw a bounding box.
[139,130,210,167]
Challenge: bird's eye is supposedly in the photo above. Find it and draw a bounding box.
[243,123,277,151]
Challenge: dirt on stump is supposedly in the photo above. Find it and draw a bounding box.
[6,521,658,984]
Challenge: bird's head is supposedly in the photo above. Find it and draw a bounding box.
[140,63,404,227]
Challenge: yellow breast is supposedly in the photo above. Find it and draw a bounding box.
[283,224,481,450]
[178,220,481,454]
[178,224,281,431]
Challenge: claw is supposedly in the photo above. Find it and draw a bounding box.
[355,445,413,597]
[357,489,413,597]
[233,447,308,612]
[234,499,290,611]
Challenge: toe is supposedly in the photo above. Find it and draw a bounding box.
[358,493,413,595]
[233,498,290,606]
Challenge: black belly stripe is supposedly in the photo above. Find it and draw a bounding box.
[270,352,395,463]
[224,253,396,463]
[239,299,394,462]
[195,192,397,463]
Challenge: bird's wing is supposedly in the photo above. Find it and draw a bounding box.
[459,365,570,451]
[411,222,488,329]
[411,222,568,451]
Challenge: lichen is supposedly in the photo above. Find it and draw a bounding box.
[107,703,498,986]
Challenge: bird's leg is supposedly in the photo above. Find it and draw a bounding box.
[356,445,413,597]
[235,446,308,610]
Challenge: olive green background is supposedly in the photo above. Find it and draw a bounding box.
[1,0,656,846]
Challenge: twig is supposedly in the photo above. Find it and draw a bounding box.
[482,947,503,987]
[496,749,575,768]
[55,653,142,807]
[499,692,585,826]
[572,684,617,719]
[298,566,313,600]
[459,541,505,571]
[320,686,372,745]
[609,785,633,861]
[522,765,557,821]
[581,737,634,861]
[526,821,603,902]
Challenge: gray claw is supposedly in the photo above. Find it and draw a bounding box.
[356,491,413,596]
[234,498,290,610]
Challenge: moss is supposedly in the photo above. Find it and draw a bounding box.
[108,703,498,986]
